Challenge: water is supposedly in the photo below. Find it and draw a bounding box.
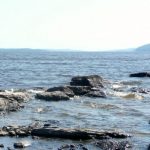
[0,49,150,149]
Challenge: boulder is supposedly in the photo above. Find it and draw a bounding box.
[35,91,70,101]
[31,127,130,140]
[85,90,106,98]
[95,140,132,150]
[0,92,29,102]
[129,72,150,77]
[67,86,91,96]
[14,142,25,148]
[70,75,104,87]
[47,86,74,97]
[0,92,29,112]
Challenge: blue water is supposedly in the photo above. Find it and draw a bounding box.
[0,49,150,149]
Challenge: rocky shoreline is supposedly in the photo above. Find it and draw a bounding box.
[0,74,149,149]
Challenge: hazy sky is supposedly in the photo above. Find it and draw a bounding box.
[0,0,150,50]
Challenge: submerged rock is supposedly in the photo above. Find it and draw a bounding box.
[36,91,70,101]
[129,72,150,77]
[31,127,130,140]
[70,75,104,87]
[95,140,132,150]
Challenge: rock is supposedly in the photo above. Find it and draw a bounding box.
[9,130,16,136]
[0,129,8,136]
[0,144,4,148]
[148,144,150,150]
[35,91,70,101]
[67,86,91,96]
[70,75,104,87]
[0,98,21,112]
[131,87,150,94]
[95,140,132,150]
[0,92,29,102]
[47,86,74,97]
[14,142,25,148]
[85,90,106,98]
[58,144,88,150]
[129,72,150,77]
[31,127,130,140]
[0,92,30,112]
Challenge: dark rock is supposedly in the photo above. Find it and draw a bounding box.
[0,144,4,148]
[129,72,150,77]
[85,90,106,98]
[35,91,70,101]
[14,142,25,148]
[131,87,150,94]
[148,144,150,150]
[9,130,16,136]
[70,75,104,87]
[67,86,91,96]
[31,127,130,140]
[58,144,88,150]
[47,86,74,97]
[95,140,132,150]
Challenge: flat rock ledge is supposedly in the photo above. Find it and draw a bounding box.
[0,125,130,140]
[129,72,150,78]
[36,75,106,101]
[31,127,130,140]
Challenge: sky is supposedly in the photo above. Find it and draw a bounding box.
[0,0,150,51]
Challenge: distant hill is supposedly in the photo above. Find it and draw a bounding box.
[135,44,150,52]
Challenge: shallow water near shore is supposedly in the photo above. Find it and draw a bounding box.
[0,49,150,149]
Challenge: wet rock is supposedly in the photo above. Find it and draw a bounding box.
[95,140,132,150]
[70,75,104,88]
[14,142,25,148]
[67,86,91,96]
[0,129,8,136]
[9,130,16,136]
[35,91,70,101]
[0,92,29,102]
[129,72,150,77]
[148,144,150,150]
[0,92,30,112]
[47,86,74,97]
[85,90,106,98]
[7,101,22,112]
[0,144,4,148]
[31,127,130,140]
[58,144,88,150]
[131,87,150,94]
[0,125,34,137]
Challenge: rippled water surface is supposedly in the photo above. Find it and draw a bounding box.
[0,49,150,149]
